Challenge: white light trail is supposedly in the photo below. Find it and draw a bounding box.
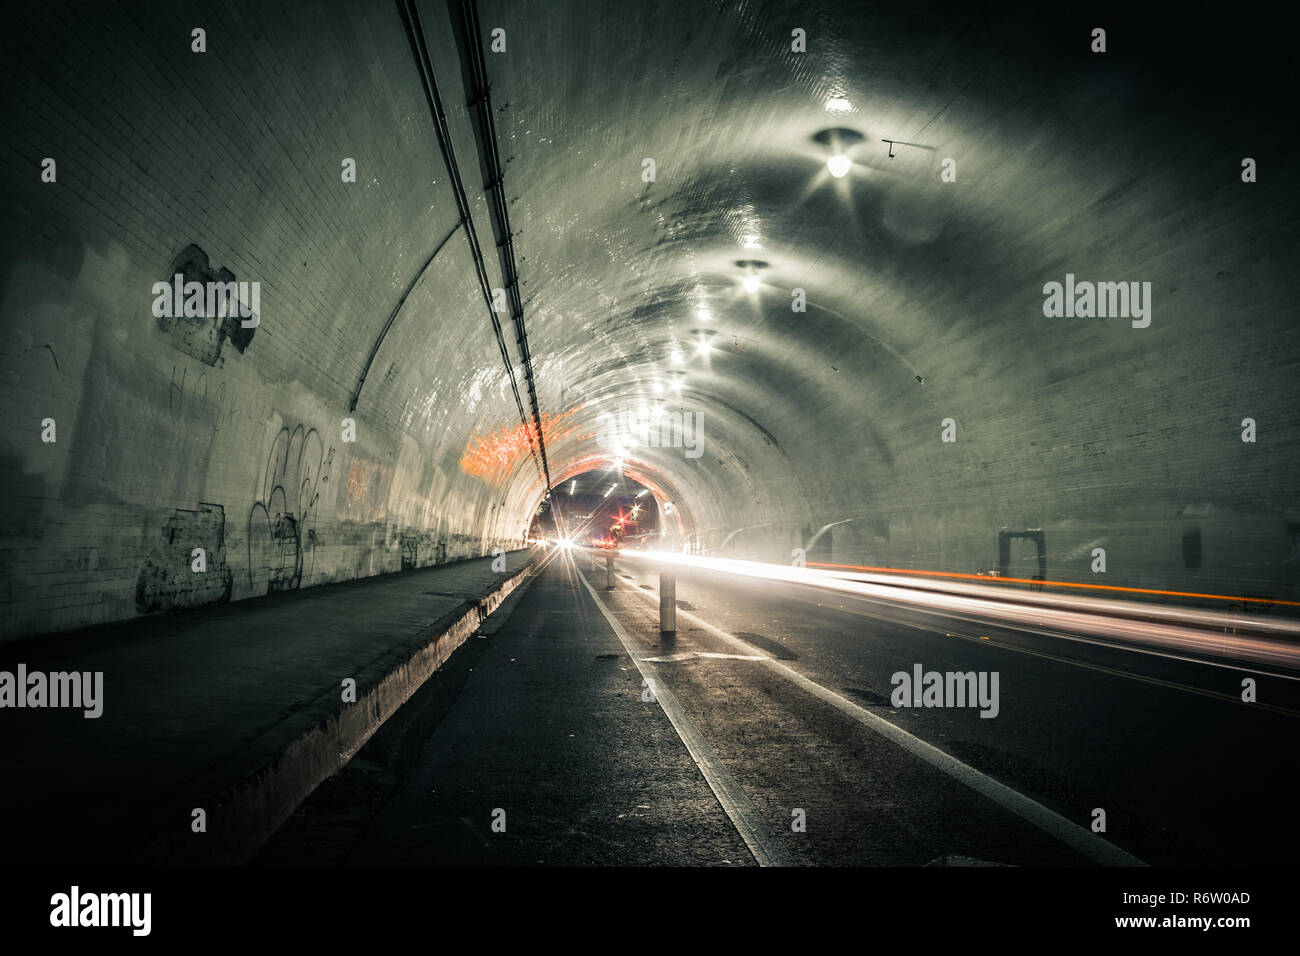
[604,550,1300,670]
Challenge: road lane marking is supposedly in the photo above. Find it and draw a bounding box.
[576,567,794,867]
[641,651,768,663]
[618,578,1147,867]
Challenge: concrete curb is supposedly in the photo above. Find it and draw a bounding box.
[141,555,540,865]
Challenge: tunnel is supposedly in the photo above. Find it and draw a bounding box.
[0,0,1295,933]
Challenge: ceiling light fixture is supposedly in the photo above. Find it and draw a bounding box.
[812,127,864,182]
[736,258,767,296]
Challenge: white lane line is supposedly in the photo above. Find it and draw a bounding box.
[576,567,794,867]
[622,576,1148,867]
[641,651,768,663]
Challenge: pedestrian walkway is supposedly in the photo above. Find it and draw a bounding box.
[0,550,536,865]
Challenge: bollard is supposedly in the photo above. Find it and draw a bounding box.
[605,554,615,590]
[660,572,676,634]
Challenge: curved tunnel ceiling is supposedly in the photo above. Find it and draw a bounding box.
[1,0,1296,639]
[497,0,1299,579]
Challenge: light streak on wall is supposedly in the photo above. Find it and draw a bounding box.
[460,406,585,482]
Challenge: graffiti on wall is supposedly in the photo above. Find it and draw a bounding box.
[247,425,334,595]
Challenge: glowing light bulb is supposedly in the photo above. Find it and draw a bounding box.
[696,338,712,357]
[828,154,851,179]
[742,275,760,294]
[697,308,712,322]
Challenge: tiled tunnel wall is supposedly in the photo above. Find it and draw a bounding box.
[0,1,534,638]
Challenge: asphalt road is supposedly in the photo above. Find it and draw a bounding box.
[256,551,1300,866]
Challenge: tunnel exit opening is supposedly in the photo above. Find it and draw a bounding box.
[530,470,660,548]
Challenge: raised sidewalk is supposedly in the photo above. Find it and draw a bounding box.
[0,549,538,865]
